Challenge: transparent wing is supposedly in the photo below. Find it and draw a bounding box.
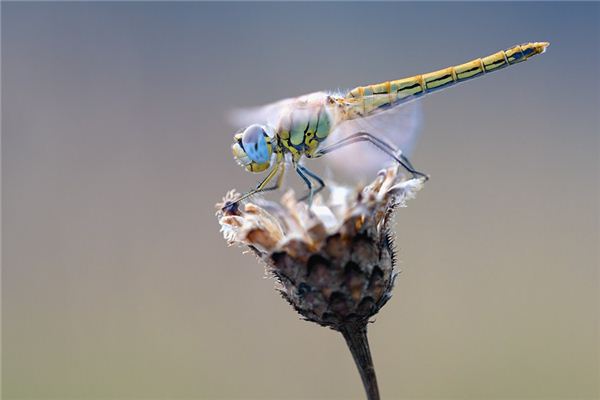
[228,91,329,129]
[323,99,423,181]
[228,98,293,128]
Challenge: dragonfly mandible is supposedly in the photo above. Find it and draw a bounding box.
[225,42,549,209]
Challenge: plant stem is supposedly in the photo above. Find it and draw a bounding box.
[340,323,380,400]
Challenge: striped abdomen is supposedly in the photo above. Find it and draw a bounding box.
[345,42,549,118]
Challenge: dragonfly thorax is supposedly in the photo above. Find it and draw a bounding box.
[276,101,333,160]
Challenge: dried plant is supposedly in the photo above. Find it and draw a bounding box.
[216,166,425,400]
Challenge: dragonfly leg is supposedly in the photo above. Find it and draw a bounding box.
[295,165,314,206]
[315,132,429,181]
[222,162,282,212]
[261,162,286,193]
[310,131,398,157]
[399,153,416,170]
[297,164,325,203]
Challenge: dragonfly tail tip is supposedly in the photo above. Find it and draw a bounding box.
[537,41,550,54]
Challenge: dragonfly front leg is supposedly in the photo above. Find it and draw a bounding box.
[314,132,429,181]
[261,162,286,193]
[222,162,282,212]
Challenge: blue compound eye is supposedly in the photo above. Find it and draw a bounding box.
[242,124,270,164]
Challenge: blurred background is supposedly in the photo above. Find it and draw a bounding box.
[2,2,598,399]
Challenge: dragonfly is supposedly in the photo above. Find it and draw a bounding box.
[225,42,549,210]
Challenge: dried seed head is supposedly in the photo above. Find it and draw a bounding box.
[216,167,425,331]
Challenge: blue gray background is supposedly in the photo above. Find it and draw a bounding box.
[3,2,599,399]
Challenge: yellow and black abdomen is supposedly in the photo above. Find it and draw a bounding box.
[345,42,549,118]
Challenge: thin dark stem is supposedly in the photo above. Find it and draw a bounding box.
[340,323,380,400]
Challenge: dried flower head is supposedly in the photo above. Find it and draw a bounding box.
[216,166,425,399]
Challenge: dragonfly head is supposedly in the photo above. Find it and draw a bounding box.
[232,124,276,173]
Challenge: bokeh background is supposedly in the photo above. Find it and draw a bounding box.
[2,2,598,399]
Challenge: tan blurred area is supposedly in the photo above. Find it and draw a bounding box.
[2,2,598,399]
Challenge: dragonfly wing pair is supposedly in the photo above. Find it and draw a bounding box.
[230,92,422,179]
[324,99,422,180]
